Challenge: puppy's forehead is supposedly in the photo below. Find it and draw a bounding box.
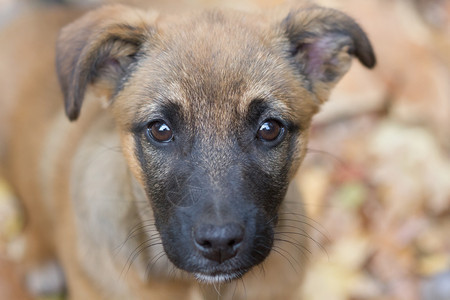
[135,10,297,122]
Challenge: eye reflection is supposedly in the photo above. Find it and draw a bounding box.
[257,120,283,142]
[147,121,173,143]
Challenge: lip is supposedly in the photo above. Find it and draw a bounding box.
[193,269,247,284]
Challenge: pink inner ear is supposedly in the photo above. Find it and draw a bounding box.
[304,35,338,80]
[303,34,352,81]
[102,57,122,72]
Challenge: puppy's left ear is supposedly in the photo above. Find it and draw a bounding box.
[56,5,157,121]
[281,6,376,103]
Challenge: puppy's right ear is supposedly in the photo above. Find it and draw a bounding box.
[56,5,157,121]
[280,5,375,104]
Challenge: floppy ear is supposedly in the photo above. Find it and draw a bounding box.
[282,6,376,103]
[56,5,156,121]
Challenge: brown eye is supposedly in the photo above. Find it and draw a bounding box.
[147,120,173,143]
[257,119,283,142]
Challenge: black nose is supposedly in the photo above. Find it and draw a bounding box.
[193,223,245,263]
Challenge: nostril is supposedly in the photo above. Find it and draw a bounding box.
[193,223,245,263]
[227,235,243,248]
[198,239,212,249]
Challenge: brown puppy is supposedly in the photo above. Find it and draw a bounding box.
[0,2,375,299]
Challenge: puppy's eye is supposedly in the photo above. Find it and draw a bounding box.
[257,119,284,142]
[147,120,173,143]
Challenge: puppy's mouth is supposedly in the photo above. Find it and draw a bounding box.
[190,259,251,284]
[193,269,247,284]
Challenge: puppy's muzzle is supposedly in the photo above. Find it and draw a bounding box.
[193,223,245,263]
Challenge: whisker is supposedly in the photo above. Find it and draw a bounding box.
[276,231,328,259]
[122,237,162,277]
[276,223,310,235]
[278,211,329,233]
[270,247,298,275]
[305,147,347,166]
[231,277,239,299]
[212,281,222,298]
[274,236,311,256]
[240,275,247,300]
[115,222,157,253]
[145,250,167,279]
[283,200,335,210]
[277,216,330,241]
[258,262,266,278]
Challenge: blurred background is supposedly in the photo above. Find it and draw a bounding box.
[0,0,449,299]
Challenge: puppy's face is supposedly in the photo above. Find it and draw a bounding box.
[56,5,374,283]
[118,16,316,281]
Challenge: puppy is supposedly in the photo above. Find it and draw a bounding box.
[0,2,375,299]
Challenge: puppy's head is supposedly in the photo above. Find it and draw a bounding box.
[56,4,375,283]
